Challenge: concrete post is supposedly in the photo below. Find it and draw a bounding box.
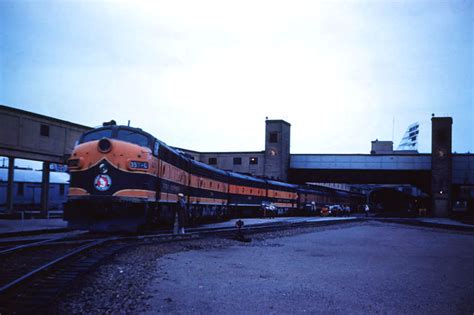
[6,157,15,214]
[41,161,50,217]
[173,212,179,234]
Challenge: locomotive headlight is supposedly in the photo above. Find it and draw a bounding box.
[98,138,112,153]
[128,160,149,170]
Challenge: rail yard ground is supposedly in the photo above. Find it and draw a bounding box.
[59,220,474,314]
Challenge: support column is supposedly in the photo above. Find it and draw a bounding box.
[41,161,50,217]
[6,157,15,214]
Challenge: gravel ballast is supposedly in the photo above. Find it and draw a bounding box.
[58,222,474,314]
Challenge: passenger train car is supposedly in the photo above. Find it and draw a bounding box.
[64,123,362,232]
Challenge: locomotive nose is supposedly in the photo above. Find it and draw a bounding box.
[98,138,112,153]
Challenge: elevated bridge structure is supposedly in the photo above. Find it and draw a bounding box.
[288,116,473,217]
[0,105,91,214]
[289,154,433,191]
[290,154,473,192]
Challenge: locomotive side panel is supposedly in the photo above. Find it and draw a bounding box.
[264,180,298,215]
[186,160,230,224]
[227,172,267,217]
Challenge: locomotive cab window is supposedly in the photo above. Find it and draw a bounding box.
[153,141,160,156]
[81,129,113,143]
[117,130,149,147]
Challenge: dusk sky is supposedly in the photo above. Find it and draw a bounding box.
[1,0,472,160]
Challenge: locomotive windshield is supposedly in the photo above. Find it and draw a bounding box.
[116,129,149,147]
[80,126,151,148]
[81,129,113,143]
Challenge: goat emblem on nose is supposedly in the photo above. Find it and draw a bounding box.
[94,174,112,191]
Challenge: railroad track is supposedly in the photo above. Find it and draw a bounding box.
[0,218,358,313]
[0,236,117,313]
[189,217,360,237]
[0,231,199,313]
[0,231,91,255]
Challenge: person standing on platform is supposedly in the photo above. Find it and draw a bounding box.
[365,204,370,217]
[174,193,187,234]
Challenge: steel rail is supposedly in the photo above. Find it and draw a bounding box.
[190,217,360,237]
[1,236,75,255]
[0,231,90,255]
[0,239,106,295]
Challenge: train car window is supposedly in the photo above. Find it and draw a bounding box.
[117,130,149,147]
[81,129,113,143]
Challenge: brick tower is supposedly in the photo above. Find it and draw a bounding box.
[264,119,291,181]
[431,117,453,217]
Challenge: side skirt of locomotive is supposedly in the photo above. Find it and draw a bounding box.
[65,197,309,233]
[64,196,156,233]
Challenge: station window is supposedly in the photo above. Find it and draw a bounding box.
[269,132,278,143]
[233,157,242,165]
[249,157,258,165]
[208,157,217,165]
[40,124,50,137]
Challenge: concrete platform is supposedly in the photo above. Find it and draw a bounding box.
[199,216,357,229]
[200,215,474,232]
[370,217,474,232]
[145,221,474,314]
[418,217,474,228]
[1,215,471,238]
